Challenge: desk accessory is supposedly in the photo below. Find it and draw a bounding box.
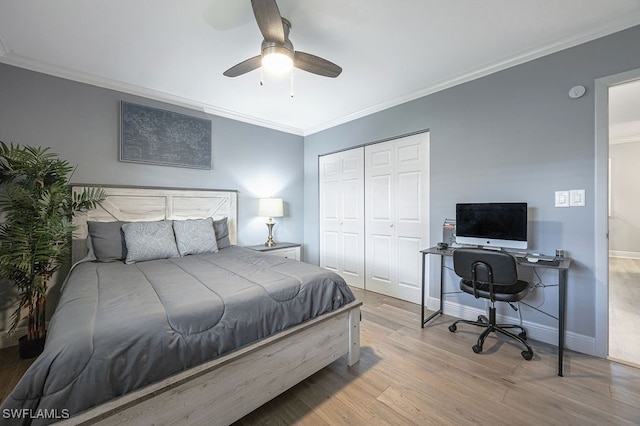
[442,219,456,246]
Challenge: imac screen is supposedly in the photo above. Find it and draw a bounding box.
[455,202,528,249]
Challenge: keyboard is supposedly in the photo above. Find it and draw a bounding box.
[520,257,560,267]
[505,251,561,267]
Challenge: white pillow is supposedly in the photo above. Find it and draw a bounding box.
[122,221,180,264]
[173,218,218,256]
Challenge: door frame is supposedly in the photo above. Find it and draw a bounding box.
[594,67,640,358]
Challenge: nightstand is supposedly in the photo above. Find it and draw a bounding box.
[245,242,301,261]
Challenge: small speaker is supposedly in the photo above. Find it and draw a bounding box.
[443,219,456,246]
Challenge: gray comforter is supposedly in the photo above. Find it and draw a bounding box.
[1,246,355,425]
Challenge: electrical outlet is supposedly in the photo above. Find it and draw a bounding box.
[570,189,585,207]
[555,191,570,207]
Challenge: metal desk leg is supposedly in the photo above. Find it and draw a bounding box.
[421,252,426,327]
[558,268,568,376]
[422,252,444,327]
[439,255,444,312]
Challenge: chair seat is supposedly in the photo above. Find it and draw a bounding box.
[460,279,530,302]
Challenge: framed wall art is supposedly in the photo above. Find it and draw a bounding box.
[119,101,212,169]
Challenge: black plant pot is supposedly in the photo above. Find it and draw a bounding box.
[18,335,46,359]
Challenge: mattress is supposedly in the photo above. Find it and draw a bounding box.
[0,246,355,425]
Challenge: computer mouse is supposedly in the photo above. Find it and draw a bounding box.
[526,257,539,263]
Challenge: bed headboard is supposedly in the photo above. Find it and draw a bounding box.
[71,185,238,264]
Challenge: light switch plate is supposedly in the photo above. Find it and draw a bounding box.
[570,189,586,207]
[555,191,570,207]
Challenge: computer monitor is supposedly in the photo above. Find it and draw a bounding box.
[455,202,528,250]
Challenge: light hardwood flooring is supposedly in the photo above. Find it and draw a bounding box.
[236,287,640,425]
[609,256,640,367]
[2,287,640,425]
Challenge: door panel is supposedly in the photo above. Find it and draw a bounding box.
[365,133,429,303]
[371,175,392,221]
[342,232,361,276]
[370,234,392,282]
[321,231,339,272]
[397,171,421,222]
[319,149,365,288]
[397,236,422,291]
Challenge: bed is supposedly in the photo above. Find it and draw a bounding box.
[1,185,361,426]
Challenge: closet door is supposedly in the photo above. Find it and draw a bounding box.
[319,148,365,288]
[365,133,429,303]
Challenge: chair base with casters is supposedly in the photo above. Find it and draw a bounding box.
[448,248,534,361]
[448,304,534,360]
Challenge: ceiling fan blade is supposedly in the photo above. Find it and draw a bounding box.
[294,51,342,78]
[251,0,285,44]
[223,55,262,77]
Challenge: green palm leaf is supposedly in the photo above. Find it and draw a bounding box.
[0,141,106,339]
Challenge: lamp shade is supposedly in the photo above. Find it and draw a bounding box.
[258,198,284,218]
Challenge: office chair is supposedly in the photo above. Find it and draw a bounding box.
[448,248,534,360]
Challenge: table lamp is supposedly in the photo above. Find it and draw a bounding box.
[258,198,284,246]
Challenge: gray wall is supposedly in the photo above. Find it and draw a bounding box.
[304,25,640,343]
[609,140,640,254]
[2,24,640,349]
[0,63,304,333]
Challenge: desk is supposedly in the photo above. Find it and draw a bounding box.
[420,246,571,376]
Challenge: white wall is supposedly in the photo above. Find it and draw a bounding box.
[609,140,640,257]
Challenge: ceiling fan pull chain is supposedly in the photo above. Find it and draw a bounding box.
[290,69,295,98]
[260,67,264,86]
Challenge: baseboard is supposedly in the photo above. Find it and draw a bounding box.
[0,326,26,349]
[426,297,596,356]
[609,250,640,259]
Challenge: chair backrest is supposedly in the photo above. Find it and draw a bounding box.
[453,248,518,286]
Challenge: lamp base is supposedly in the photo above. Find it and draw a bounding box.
[265,220,276,247]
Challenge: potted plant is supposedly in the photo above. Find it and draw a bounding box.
[0,141,105,358]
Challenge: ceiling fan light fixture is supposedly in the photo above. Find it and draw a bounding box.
[223,1,341,79]
[261,45,293,73]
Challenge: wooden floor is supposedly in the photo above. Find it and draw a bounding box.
[609,256,640,366]
[235,287,640,425]
[0,345,35,405]
[2,287,640,425]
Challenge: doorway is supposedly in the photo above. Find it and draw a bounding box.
[595,68,640,363]
[607,79,640,366]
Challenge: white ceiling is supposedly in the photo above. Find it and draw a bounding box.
[1,0,640,136]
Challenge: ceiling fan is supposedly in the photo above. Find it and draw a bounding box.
[223,0,342,79]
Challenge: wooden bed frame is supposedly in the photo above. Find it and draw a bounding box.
[60,185,362,425]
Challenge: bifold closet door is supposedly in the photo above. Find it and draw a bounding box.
[319,148,365,288]
[365,133,429,303]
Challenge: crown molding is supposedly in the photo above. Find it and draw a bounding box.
[1,13,640,138]
[303,15,640,135]
[0,53,304,136]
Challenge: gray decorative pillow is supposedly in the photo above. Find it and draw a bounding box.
[122,221,180,264]
[173,218,218,256]
[213,217,231,249]
[87,221,127,262]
